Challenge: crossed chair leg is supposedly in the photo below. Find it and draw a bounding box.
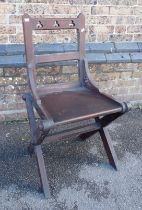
[23,93,128,198]
[23,93,50,198]
[99,127,118,170]
[34,145,51,198]
[79,107,129,171]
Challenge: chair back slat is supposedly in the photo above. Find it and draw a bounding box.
[32,18,80,30]
[35,52,80,64]
[22,13,85,62]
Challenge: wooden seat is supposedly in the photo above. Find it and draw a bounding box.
[22,13,129,198]
[40,88,122,123]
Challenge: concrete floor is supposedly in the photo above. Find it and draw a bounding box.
[0,109,142,210]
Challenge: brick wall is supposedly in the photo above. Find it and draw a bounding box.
[1,62,142,121]
[0,0,142,121]
[0,0,142,43]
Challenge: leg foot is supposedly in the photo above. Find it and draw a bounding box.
[34,145,51,198]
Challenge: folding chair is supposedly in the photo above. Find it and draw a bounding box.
[22,13,129,198]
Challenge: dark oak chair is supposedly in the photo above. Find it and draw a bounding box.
[22,13,129,198]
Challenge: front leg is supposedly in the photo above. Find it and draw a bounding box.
[22,93,51,198]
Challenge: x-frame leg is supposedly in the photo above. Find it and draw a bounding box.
[79,114,120,170]
[34,145,51,198]
[97,114,121,170]
[23,93,126,197]
[99,127,118,170]
[23,93,51,198]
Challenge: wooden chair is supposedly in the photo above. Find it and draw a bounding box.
[22,13,129,198]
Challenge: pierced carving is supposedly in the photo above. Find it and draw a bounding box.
[36,21,43,29]
[53,20,60,28]
[69,20,75,27]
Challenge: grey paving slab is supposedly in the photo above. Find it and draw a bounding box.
[0,55,25,68]
[137,42,142,52]
[0,42,141,56]
[35,43,65,54]
[0,42,142,68]
[89,42,115,53]
[63,43,77,52]
[0,45,6,56]
[87,53,107,64]
[5,44,25,55]
[115,42,139,53]
[106,53,131,63]
[130,52,142,63]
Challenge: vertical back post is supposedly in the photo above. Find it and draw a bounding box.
[77,13,85,86]
[22,14,38,98]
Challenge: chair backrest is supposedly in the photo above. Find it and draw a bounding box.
[22,13,86,97]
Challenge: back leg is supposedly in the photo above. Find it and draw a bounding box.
[99,127,118,170]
